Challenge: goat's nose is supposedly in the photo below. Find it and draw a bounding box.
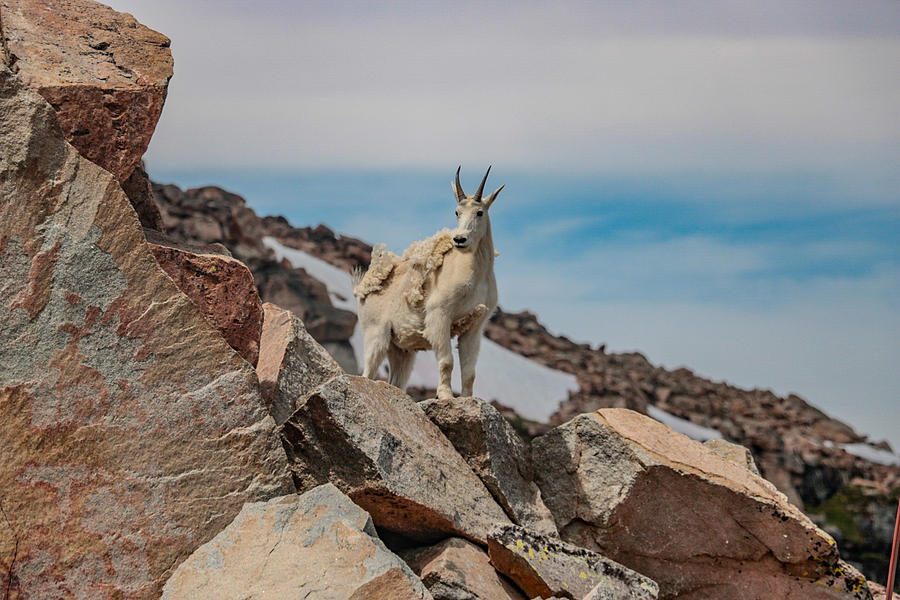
[453,235,467,244]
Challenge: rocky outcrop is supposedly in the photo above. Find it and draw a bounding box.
[2,0,173,227]
[485,308,899,581]
[403,537,526,600]
[256,302,343,425]
[487,524,659,600]
[281,375,511,544]
[532,409,871,600]
[0,65,290,598]
[420,397,557,536]
[162,484,433,600]
[148,232,264,365]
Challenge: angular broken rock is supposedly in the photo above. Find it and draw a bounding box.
[703,438,761,476]
[533,409,872,600]
[487,524,658,600]
[162,484,433,600]
[420,396,557,536]
[0,66,291,598]
[149,234,264,366]
[282,375,511,544]
[3,0,173,184]
[403,537,526,600]
[256,302,343,424]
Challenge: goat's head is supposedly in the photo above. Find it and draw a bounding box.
[450,166,503,250]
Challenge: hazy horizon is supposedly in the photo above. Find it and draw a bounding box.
[108,1,900,449]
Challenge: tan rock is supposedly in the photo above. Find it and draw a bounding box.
[148,235,264,366]
[0,66,291,599]
[2,0,173,183]
[282,375,511,544]
[404,537,526,600]
[533,409,872,600]
[162,484,432,600]
[487,524,658,600]
[256,302,343,424]
[420,396,557,535]
[703,438,761,475]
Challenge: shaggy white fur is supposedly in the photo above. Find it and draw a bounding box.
[353,229,455,307]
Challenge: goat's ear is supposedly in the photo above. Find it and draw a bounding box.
[484,184,504,208]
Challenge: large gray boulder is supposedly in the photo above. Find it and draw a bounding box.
[421,396,557,536]
[532,409,872,600]
[162,484,433,599]
[281,375,511,544]
[0,65,291,599]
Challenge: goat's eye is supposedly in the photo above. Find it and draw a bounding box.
[477,210,484,217]
[455,210,459,217]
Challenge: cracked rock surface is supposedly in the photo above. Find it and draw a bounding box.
[0,65,291,599]
[282,375,511,544]
[162,484,433,600]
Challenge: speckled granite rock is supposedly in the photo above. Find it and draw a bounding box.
[487,524,658,599]
[420,396,557,536]
[282,375,511,544]
[162,484,432,600]
[0,65,291,599]
[532,409,872,600]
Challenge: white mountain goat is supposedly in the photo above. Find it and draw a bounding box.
[353,167,503,399]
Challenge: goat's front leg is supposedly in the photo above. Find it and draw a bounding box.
[457,323,484,397]
[424,309,454,399]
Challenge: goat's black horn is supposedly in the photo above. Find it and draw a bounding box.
[454,166,466,202]
[474,165,491,201]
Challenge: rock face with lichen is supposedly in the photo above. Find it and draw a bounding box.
[161,484,433,600]
[0,65,291,598]
[532,409,872,600]
[487,524,658,599]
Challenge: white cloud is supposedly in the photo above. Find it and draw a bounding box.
[105,1,900,181]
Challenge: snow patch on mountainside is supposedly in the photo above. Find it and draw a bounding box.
[647,405,723,441]
[265,237,579,421]
[841,443,900,466]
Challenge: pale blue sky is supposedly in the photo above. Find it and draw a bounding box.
[107,1,900,448]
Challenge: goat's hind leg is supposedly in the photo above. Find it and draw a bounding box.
[387,345,415,391]
[362,323,391,380]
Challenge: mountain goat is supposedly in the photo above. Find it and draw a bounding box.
[353,167,503,399]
